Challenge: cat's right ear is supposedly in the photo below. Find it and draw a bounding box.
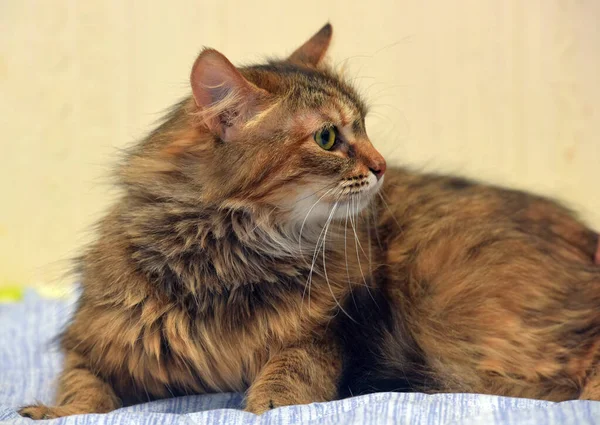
[190,49,267,140]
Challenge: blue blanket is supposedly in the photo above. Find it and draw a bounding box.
[1,291,599,424]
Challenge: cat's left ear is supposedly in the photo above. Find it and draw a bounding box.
[191,48,268,141]
[288,23,333,67]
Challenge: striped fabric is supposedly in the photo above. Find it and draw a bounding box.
[1,291,599,424]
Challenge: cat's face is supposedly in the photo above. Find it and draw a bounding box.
[188,24,386,226]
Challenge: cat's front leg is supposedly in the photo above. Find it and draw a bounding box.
[245,340,342,414]
[19,350,121,419]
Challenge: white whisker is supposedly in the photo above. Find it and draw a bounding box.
[344,201,358,310]
[350,195,376,302]
[298,187,336,256]
[322,200,357,323]
[302,198,338,310]
[349,195,368,258]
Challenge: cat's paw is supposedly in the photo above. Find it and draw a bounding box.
[244,397,278,415]
[19,404,59,420]
[19,404,88,420]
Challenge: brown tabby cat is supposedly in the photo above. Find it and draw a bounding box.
[20,23,385,419]
[20,23,600,420]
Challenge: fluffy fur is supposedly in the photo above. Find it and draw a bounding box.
[20,23,600,420]
[20,24,386,419]
[339,170,600,402]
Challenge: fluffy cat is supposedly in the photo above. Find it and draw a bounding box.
[20,24,385,419]
[20,23,600,420]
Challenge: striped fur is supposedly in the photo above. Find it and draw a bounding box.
[339,170,600,402]
[20,24,387,419]
[20,23,600,421]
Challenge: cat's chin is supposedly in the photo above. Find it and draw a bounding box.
[290,176,384,225]
[331,195,375,219]
[331,185,381,219]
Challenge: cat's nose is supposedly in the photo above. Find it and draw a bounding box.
[353,137,386,180]
[369,158,387,180]
[369,161,387,180]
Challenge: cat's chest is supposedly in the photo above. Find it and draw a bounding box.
[196,267,353,330]
[153,274,348,391]
[184,250,368,343]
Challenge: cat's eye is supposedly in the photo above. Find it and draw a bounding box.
[314,126,337,150]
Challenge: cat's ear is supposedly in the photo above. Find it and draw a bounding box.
[191,48,267,140]
[288,23,332,67]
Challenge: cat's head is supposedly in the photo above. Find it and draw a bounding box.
[137,24,386,227]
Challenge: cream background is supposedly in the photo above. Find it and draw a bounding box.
[1,1,599,287]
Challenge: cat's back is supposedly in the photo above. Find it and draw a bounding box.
[378,167,598,267]
[374,167,600,400]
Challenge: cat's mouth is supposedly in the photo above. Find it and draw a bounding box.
[339,173,382,196]
[330,174,384,218]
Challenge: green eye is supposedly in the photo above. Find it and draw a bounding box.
[314,126,337,150]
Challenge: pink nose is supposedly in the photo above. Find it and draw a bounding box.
[369,159,387,180]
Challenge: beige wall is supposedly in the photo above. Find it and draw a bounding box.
[1,1,599,287]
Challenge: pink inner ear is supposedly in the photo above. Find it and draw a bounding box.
[190,49,264,138]
[190,49,250,110]
[190,48,271,140]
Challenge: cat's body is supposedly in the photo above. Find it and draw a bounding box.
[339,169,600,401]
[19,24,600,420]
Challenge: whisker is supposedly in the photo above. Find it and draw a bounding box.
[298,187,336,257]
[377,192,403,232]
[249,181,338,234]
[348,195,368,258]
[302,200,338,310]
[344,201,358,310]
[322,200,357,323]
[292,181,340,206]
[350,195,377,303]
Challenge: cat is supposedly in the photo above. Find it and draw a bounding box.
[19,23,386,419]
[19,23,600,420]
[338,170,600,401]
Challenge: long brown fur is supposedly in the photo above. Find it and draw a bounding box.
[20,24,386,419]
[340,170,600,402]
[20,24,600,420]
